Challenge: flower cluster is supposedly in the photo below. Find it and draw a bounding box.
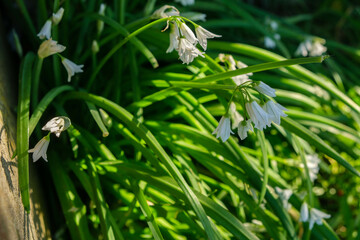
[295,38,327,57]
[213,55,288,142]
[37,8,84,82]
[300,202,331,230]
[29,117,71,162]
[153,5,221,64]
[263,18,281,49]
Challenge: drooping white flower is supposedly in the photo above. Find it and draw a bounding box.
[229,102,244,129]
[237,119,253,140]
[37,20,52,40]
[28,135,50,162]
[309,208,331,230]
[275,187,292,210]
[52,8,64,25]
[263,101,288,125]
[301,154,321,182]
[245,101,269,131]
[166,23,180,53]
[300,202,309,223]
[179,22,198,44]
[37,38,66,59]
[195,26,221,51]
[309,41,327,57]
[97,4,106,35]
[174,0,195,6]
[177,38,204,64]
[254,81,276,97]
[42,116,71,137]
[61,58,84,82]
[152,5,180,19]
[212,116,233,142]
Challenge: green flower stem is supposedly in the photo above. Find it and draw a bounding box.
[86,17,169,90]
[256,129,269,206]
[31,57,43,111]
[63,91,222,240]
[17,53,35,212]
[195,55,327,83]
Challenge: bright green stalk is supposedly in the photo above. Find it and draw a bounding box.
[256,129,269,206]
[17,53,35,212]
[86,17,169,89]
[64,91,222,240]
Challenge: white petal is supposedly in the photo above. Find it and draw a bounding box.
[213,116,233,142]
[179,23,198,45]
[62,58,84,82]
[195,26,221,50]
[255,82,276,97]
[300,202,309,222]
[37,20,52,40]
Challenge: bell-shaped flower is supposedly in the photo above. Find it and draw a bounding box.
[28,135,50,162]
[237,119,253,140]
[175,0,195,6]
[38,38,66,59]
[309,41,327,57]
[52,7,64,25]
[166,23,180,53]
[37,20,52,40]
[245,101,269,131]
[177,38,204,64]
[179,22,198,45]
[301,154,321,182]
[264,36,276,49]
[97,4,106,35]
[212,116,233,142]
[229,102,244,129]
[195,26,221,51]
[42,116,71,137]
[275,187,292,210]
[263,100,288,125]
[300,202,309,223]
[254,81,276,97]
[309,208,331,230]
[61,58,84,82]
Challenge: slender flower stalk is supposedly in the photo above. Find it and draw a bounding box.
[38,39,66,59]
[28,135,50,162]
[37,20,52,40]
[61,58,84,82]
[195,26,221,50]
[213,116,233,142]
[42,116,71,137]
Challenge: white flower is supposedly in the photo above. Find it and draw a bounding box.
[52,8,64,25]
[237,120,253,140]
[264,36,276,49]
[212,116,233,142]
[42,116,71,137]
[309,208,331,230]
[295,38,326,57]
[229,102,244,129]
[263,101,288,125]
[309,41,327,57]
[97,4,106,35]
[166,23,180,53]
[28,135,50,162]
[254,81,276,97]
[37,20,52,40]
[177,38,204,64]
[275,187,292,210]
[179,22,198,44]
[174,0,195,6]
[301,154,321,182]
[37,38,66,59]
[218,54,252,85]
[195,26,221,51]
[152,5,179,19]
[61,58,84,82]
[245,101,269,131]
[300,202,309,223]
